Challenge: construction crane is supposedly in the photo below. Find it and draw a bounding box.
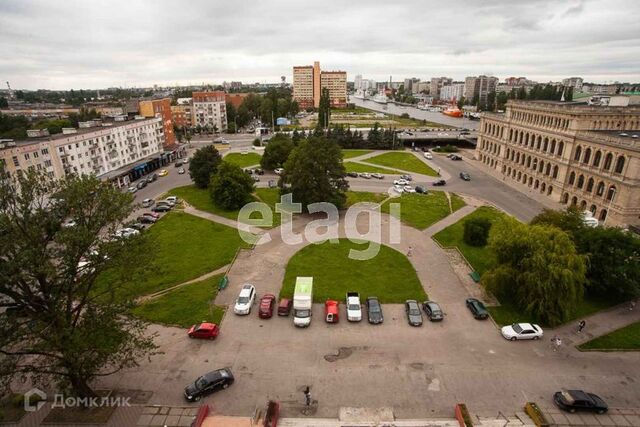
[6,81,14,99]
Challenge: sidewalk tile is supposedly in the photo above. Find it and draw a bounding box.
[151,414,168,425]
[579,413,599,426]
[178,415,195,426]
[595,414,617,426]
[164,414,180,426]
[142,406,159,414]
[608,414,631,426]
[169,407,185,415]
[564,412,586,425]
[158,406,170,415]
[623,415,640,425]
[136,413,154,425]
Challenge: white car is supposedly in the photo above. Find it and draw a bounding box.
[394,179,409,186]
[166,196,179,204]
[371,173,383,179]
[501,323,543,341]
[424,152,433,160]
[158,199,176,207]
[113,228,140,239]
[142,198,154,208]
[233,284,256,315]
[403,185,416,193]
[62,219,77,228]
[360,172,371,179]
[127,186,137,193]
[393,185,404,193]
[274,168,284,175]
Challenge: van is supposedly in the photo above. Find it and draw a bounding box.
[293,277,313,327]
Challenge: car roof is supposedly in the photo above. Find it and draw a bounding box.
[204,368,232,382]
[426,301,441,309]
[567,390,592,401]
[515,322,535,329]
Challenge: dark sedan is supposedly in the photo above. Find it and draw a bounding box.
[366,296,384,324]
[554,390,608,414]
[423,301,444,321]
[152,204,171,213]
[405,300,423,326]
[432,179,446,186]
[466,298,489,319]
[459,172,471,181]
[184,368,234,402]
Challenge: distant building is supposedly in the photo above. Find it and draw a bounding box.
[139,98,176,147]
[225,93,249,109]
[582,84,618,95]
[223,81,242,91]
[293,61,347,109]
[191,91,227,131]
[562,77,584,91]
[170,104,192,128]
[464,75,498,107]
[440,83,465,102]
[354,74,363,90]
[476,100,640,228]
[430,77,453,100]
[412,81,430,94]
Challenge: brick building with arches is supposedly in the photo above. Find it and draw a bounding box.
[475,100,640,228]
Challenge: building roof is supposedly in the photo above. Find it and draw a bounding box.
[592,130,640,137]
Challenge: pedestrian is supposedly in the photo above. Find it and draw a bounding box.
[630,301,636,311]
[551,335,561,351]
[303,386,311,407]
[577,320,586,333]
[406,246,413,257]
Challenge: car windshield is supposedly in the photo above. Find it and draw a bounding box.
[512,324,523,333]
[369,304,380,313]
[348,304,360,311]
[560,391,575,404]
[409,308,420,315]
[237,296,250,304]
[195,377,208,390]
[296,309,310,318]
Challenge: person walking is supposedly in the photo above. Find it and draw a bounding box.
[577,320,586,333]
[303,386,311,407]
[406,246,413,258]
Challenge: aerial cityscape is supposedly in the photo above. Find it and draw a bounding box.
[0,1,639,427]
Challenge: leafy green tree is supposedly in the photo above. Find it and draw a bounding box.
[210,162,255,210]
[486,91,496,111]
[226,102,237,124]
[282,136,349,210]
[317,88,331,129]
[188,145,222,188]
[0,97,8,108]
[0,170,157,397]
[463,217,492,246]
[496,92,509,111]
[236,103,251,128]
[530,207,586,241]
[457,96,466,109]
[484,218,586,326]
[260,134,294,170]
[259,98,274,127]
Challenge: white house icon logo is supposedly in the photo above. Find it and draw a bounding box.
[23,388,46,412]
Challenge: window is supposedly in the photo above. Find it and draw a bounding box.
[577,175,584,189]
[615,156,625,174]
[596,181,605,196]
[593,151,602,167]
[603,153,613,170]
[583,148,591,164]
[586,178,594,192]
[574,146,582,161]
[607,186,616,201]
[24,153,30,160]
[12,156,19,166]
[44,160,52,167]
[552,165,559,179]
[568,171,576,185]
[33,151,39,158]
[41,148,49,155]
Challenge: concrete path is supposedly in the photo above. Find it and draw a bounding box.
[137,264,230,303]
[183,205,266,235]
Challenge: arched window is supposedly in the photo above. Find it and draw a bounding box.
[568,172,576,185]
[586,178,594,192]
[589,205,597,216]
[550,139,556,154]
[596,181,605,196]
[558,141,564,156]
[599,209,607,221]
[580,200,587,210]
[562,193,569,204]
[607,185,616,201]
[574,145,582,161]
[543,138,549,152]
[541,182,546,191]
[615,156,625,173]
[577,175,585,189]
[547,186,553,195]
[583,148,591,164]
[593,150,602,167]
[552,165,559,179]
[604,153,613,170]
[545,163,551,176]
[571,196,578,206]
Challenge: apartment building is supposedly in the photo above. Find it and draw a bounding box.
[475,100,640,227]
[191,91,227,131]
[562,77,584,91]
[464,75,499,107]
[139,98,176,147]
[170,104,192,129]
[293,61,347,109]
[225,93,249,109]
[0,117,168,188]
[440,83,465,102]
[429,77,453,100]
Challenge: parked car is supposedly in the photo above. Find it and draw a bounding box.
[424,152,433,160]
[501,323,543,340]
[145,174,155,183]
[252,175,260,182]
[143,212,160,219]
[137,215,157,224]
[466,298,489,319]
[432,179,446,186]
[415,185,427,194]
[253,168,264,175]
[152,204,171,213]
[62,219,77,228]
[178,168,185,174]
[233,284,256,315]
[166,196,179,204]
[277,298,292,316]
[175,161,183,168]
[366,296,384,324]
[127,222,145,231]
[553,390,608,414]
[113,228,139,239]
[346,292,362,322]
[405,300,423,326]
[422,301,443,321]
[187,322,219,340]
[158,169,168,177]
[360,172,371,179]
[136,180,147,189]
[244,168,253,175]
[400,174,413,181]
[450,154,462,161]
[142,198,154,208]
[274,168,284,175]
[158,199,176,207]
[394,178,409,186]
[258,294,276,319]
[184,368,234,402]
[325,300,339,323]
[347,172,359,178]
[371,173,384,179]
[127,186,137,193]
[393,185,404,194]
[459,172,471,181]
[403,185,416,193]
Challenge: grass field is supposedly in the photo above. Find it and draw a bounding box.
[168,185,248,221]
[432,206,507,276]
[97,212,249,300]
[381,192,464,230]
[579,321,640,351]
[344,161,402,175]
[280,239,426,303]
[342,149,374,159]
[223,152,262,168]
[365,152,438,176]
[488,298,618,327]
[133,274,226,328]
[346,191,388,207]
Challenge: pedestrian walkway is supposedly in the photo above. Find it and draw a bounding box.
[424,204,477,236]
[183,205,266,235]
[136,264,230,303]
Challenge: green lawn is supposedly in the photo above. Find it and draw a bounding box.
[381,192,464,230]
[346,191,388,207]
[579,321,640,351]
[133,274,226,327]
[97,212,249,300]
[223,152,262,168]
[280,239,426,303]
[365,152,439,176]
[450,193,466,212]
[342,149,374,159]
[168,185,246,221]
[344,161,402,174]
[432,206,507,276]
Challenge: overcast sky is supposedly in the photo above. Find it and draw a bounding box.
[1,0,638,90]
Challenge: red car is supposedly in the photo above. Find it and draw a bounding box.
[325,300,339,323]
[258,294,276,319]
[187,322,219,340]
[277,298,292,316]
[143,212,160,219]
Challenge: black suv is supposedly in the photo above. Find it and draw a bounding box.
[184,368,234,402]
[466,298,489,319]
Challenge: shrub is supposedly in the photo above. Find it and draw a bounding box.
[463,217,492,246]
[433,144,459,153]
[400,112,410,119]
[253,138,261,147]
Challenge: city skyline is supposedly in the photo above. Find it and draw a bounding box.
[1,0,640,90]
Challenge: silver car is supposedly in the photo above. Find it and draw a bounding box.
[405,300,423,326]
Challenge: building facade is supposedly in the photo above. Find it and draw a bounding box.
[440,83,465,102]
[292,61,348,109]
[430,77,453,100]
[225,93,249,109]
[562,77,584,91]
[139,98,176,147]
[191,91,227,132]
[464,75,499,107]
[475,100,640,227]
[170,104,192,129]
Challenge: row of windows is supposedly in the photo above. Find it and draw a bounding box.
[573,146,625,174]
[567,172,617,201]
[561,195,608,222]
[511,110,570,130]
